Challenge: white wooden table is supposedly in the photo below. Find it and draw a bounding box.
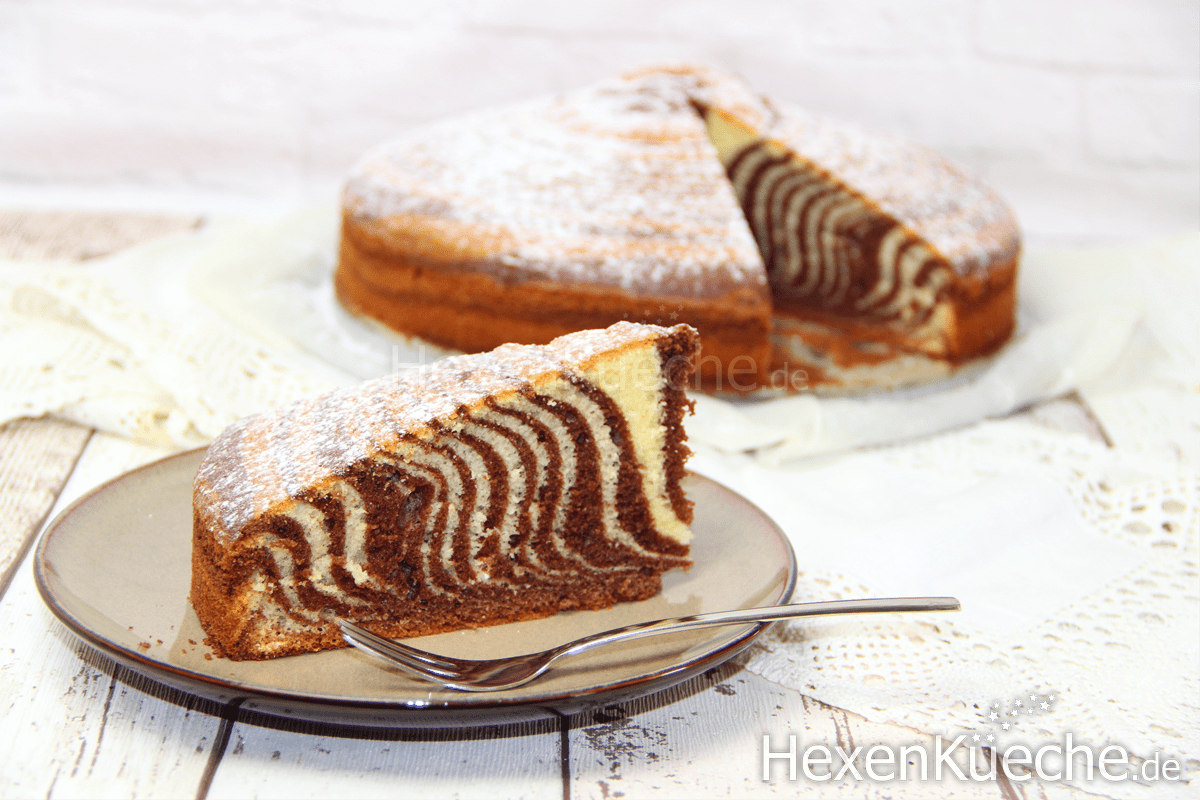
[0,212,1101,799]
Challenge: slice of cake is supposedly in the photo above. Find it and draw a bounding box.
[191,322,699,661]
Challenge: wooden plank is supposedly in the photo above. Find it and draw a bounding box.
[0,434,220,800]
[0,575,224,798]
[0,418,91,599]
[208,716,565,800]
[568,662,1007,799]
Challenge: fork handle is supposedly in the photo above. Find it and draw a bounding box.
[558,597,960,658]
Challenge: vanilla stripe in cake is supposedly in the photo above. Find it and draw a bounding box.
[191,322,698,661]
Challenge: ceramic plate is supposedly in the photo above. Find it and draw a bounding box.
[35,448,796,727]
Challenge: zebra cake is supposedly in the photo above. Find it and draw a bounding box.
[191,322,699,661]
[336,65,1019,393]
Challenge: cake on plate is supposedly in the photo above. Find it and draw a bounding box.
[335,65,1019,394]
[192,322,698,661]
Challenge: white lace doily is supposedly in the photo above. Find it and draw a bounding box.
[713,419,1197,795]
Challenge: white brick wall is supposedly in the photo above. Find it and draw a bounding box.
[0,0,1196,243]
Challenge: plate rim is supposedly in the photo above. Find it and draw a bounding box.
[33,447,798,719]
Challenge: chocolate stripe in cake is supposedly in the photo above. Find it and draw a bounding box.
[569,376,689,558]
[455,414,535,582]
[238,514,323,625]
[726,142,782,265]
[526,392,637,569]
[427,424,503,583]
[373,454,448,594]
[484,400,577,574]
[339,464,431,603]
[769,171,820,288]
[779,179,834,296]
[382,441,473,593]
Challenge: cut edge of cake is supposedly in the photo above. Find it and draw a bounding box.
[694,87,1019,392]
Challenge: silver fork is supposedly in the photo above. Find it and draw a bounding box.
[338,596,960,692]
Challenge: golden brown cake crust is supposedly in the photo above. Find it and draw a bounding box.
[336,216,773,389]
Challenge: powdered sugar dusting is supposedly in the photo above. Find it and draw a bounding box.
[194,322,685,540]
[344,63,1016,292]
[343,68,766,296]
